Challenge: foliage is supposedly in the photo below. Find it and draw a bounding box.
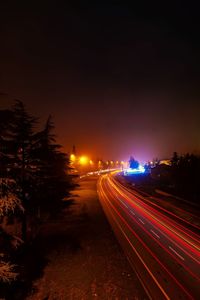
[0,179,21,283]
[0,101,74,240]
[31,115,73,214]
[171,151,179,166]
[0,254,18,283]
[0,177,24,216]
[0,100,75,287]
[129,156,139,169]
[152,152,200,203]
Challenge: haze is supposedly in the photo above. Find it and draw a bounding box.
[0,2,200,161]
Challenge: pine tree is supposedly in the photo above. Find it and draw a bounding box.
[32,115,73,216]
[0,109,14,179]
[0,109,22,283]
[0,185,20,283]
[1,102,75,241]
[0,108,23,236]
[0,254,17,283]
[7,100,37,241]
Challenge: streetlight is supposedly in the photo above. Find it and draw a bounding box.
[70,154,76,162]
[79,156,89,165]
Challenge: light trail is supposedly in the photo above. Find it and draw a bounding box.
[113,176,200,236]
[97,173,200,299]
[98,180,170,299]
[105,179,200,282]
[108,176,200,256]
[104,175,200,277]
[150,229,160,239]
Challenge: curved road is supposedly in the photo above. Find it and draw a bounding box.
[97,172,200,299]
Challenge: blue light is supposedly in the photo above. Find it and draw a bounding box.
[124,164,145,175]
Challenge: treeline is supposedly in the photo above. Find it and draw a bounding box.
[152,152,200,204]
[0,100,75,285]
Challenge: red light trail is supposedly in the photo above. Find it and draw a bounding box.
[97,172,200,299]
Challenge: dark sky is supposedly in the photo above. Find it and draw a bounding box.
[0,2,200,161]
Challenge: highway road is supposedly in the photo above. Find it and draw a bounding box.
[97,172,200,299]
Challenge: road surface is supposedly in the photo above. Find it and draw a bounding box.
[97,172,200,299]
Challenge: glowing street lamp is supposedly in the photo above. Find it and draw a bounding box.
[79,156,89,165]
[70,154,76,162]
[89,160,94,165]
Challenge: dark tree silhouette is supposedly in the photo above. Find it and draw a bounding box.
[0,101,75,294]
[171,151,179,166]
[6,101,37,241]
[0,110,14,178]
[1,101,75,241]
[129,156,139,169]
[31,115,74,216]
[153,152,200,204]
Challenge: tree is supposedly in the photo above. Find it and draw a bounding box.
[0,109,15,179]
[0,179,23,217]
[0,109,22,283]
[31,115,74,216]
[171,151,179,166]
[0,186,20,284]
[0,101,76,287]
[0,184,21,284]
[1,101,75,242]
[0,254,17,283]
[6,100,37,241]
[129,156,139,169]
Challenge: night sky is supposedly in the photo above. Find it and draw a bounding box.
[0,2,200,162]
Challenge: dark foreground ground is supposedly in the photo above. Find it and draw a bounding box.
[25,176,147,299]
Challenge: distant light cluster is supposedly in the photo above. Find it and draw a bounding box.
[124,164,145,175]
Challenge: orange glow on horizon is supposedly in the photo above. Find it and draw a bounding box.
[79,156,89,165]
